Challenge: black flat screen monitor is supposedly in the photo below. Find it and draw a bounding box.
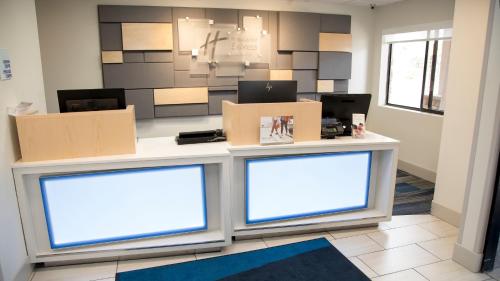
[320,94,372,135]
[238,81,297,104]
[57,88,126,113]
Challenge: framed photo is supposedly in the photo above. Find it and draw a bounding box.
[260,116,294,145]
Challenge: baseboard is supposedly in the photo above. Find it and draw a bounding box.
[453,242,483,272]
[431,201,461,226]
[398,160,437,183]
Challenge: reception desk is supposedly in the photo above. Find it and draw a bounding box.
[12,132,398,264]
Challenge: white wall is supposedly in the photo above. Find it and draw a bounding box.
[433,0,494,223]
[368,0,455,180]
[0,0,47,280]
[35,0,375,137]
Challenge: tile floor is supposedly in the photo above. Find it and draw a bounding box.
[30,215,497,281]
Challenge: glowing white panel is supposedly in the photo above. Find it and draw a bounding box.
[246,152,371,224]
[40,165,207,249]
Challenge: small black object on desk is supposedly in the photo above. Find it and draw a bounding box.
[176,129,226,145]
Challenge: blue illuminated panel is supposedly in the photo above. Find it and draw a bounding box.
[40,165,207,249]
[245,152,372,224]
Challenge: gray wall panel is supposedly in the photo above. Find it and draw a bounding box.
[99,23,122,51]
[155,104,208,117]
[174,71,208,87]
[98,5,172,23]
[125,89,154,119]
[208,91,237,115]
[145,51,173,62]
[278,12,320,51]
[238,10,269,30]
[103,63,174,89]
[334,79,349,92]
[320,14,351,33]
[240,69,269,81]
[248,63,269,69]
[208,69,238,86]
[174,54,191,71]
[292,52,318,70]
[318,52,352,79]
[206,8,238,24]
[293,70,317,93]
[273,52,292,70]
[208,85,238,91]
[123,52,144,63]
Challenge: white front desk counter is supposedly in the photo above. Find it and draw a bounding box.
[12,132,398,264]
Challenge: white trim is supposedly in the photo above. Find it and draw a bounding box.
[453,242,483,272]
[431,201,461,227]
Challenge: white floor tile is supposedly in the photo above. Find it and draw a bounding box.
[117,254,195,273]
[32,261,117,281]
[330,235,384,257]
[372,269,427,281]
[358,244,440,275]
[419,221,459,238]
[380,214,439,229]
[263,232,332,248]
[196,239,267,259]
[349,257,378,278]
[330,225,389,239]
[418,236,457,260]
[368,225,438,249]
[416,260,490,281]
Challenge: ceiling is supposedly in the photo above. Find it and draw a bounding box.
[305,0,406,7]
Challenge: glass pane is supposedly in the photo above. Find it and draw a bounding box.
[387,41,427,108]
[422,39,450,111]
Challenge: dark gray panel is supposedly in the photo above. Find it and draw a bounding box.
[320,14,351,33]
[318,52,352,79]
[208,91,237,115]
[174,71,207,87]
[238,10,269,30]
[297,93,317,101]
[99,23,122,51]
[103,63,174,89]
[145,51,173,62]
[292,70,317,93]
[125,89,154,119]
[334,79,349,92]
[278,12,320,51]
[273,52,292,70]
[208,85,238,91]
[240,69,269,81]
[248,63,269,69]
[98,5,172,23]
[174,54,191,70]
[208,68,238,87]
[155,104,208,117]
[123,52,144,63]
[292,52,318,70]
[206,8,238,24]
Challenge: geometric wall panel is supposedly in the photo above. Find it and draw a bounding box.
[334,79,349,92]
[206,8,238,24]
[155,104,209,117]
[122,23,173,51]
[319,33,352,52]
[297,93,317,101]
[123,52,144,63]
[292,52,318,70]
[174,71,207,87]
[318,52,352,80]
[98,5,172,23]
[278,12,320,51]
[240,69,270,81]
[101,51,123,64]
[208,91,237,115]
[103,63,174,89]
[238,10,269,30]
[144,51,173,62]
[174,54,192,71]
[293,70,317,93]
[208,69,238,87]
[99,23,122,51]
[317,80,334,93]
[154,87,208,105]
[320,14,351,34]
[269,70,293,80]
[125,89,155,119]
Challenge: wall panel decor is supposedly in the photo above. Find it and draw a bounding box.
[99,5,352,119]
[317,80,334,93]
[154,88,208,105]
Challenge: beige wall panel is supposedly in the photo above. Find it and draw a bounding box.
[122,23,173,50]
[269,69,293,80]
[319,33,352,52]
[317,80,334,93]
[16,106,137,162]
[154,87,208,105]
[101,51,123,63]
[222,99,321,145]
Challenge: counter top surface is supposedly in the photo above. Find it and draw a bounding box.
[13,131,398,169]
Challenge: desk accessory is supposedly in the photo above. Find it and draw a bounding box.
[176,129,226,145]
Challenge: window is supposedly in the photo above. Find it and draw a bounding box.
[384,28,452,114]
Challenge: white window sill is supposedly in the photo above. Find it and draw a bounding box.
[379,104,444,118]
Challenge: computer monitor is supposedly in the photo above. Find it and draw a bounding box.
[57,88,126,113]
[320,94,371,135]
[237,81,297,104]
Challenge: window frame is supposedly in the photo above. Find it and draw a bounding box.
[385,39,446,116]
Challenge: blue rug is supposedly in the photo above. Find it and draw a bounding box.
[393,170,435,215]
[116,238,370,281]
